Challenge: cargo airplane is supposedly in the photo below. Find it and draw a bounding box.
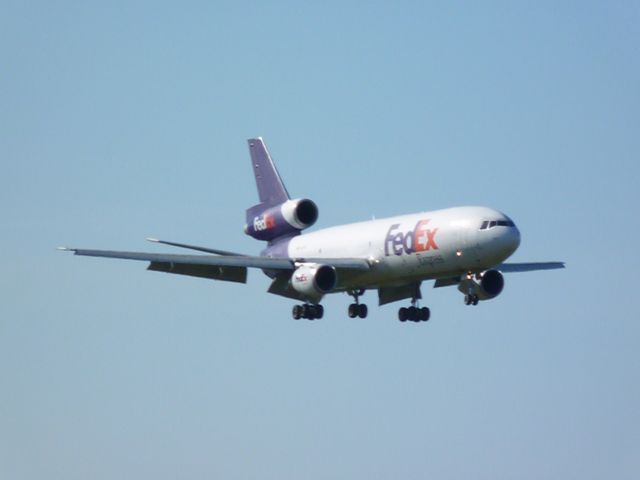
[61,138,564,322]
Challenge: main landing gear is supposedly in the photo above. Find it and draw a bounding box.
[292,303,324,320]
[398,298,430,322]
[347,289,368,318]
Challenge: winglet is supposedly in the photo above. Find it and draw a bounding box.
[146,237,160,243]
[57,246,73,252]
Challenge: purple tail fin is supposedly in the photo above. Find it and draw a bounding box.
[247,138,290,206]
[244,138,319,242]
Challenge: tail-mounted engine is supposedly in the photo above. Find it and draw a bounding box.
[458,269,504,304]
[290,263,336,303]
[245,198,318,242]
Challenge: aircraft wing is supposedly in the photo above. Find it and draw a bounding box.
[433,261,565,288]
[60,248,370,283]
[64,249,294,269]
[497,262,565,273]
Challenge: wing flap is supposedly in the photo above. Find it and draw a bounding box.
[148,262,247,283]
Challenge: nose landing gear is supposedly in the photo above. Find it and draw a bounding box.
[464,294,480,306]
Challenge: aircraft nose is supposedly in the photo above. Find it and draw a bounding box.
[506,221,521,256]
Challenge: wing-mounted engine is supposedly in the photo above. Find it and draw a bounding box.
[457,269,504,305]
[245,198,318,242]
[290,263,336,303]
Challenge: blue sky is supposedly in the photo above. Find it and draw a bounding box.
[2,1,639,479]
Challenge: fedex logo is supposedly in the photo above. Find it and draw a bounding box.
[384,219,439,256]
[253,213,275,231]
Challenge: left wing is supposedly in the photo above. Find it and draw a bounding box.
[497,262,565,273]
[433,261,565,288]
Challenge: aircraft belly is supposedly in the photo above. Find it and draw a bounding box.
[333,249,466,292]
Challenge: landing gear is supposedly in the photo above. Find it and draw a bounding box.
[347,289,368,318]
[398,298,430,322]
[292,303,324,320]
[398,306,430,322]
[348,303,368,318]
[464,294,480,306]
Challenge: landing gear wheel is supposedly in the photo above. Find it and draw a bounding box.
[293,304,324,320]
[399,305,430,322]
[347,289,367,319]
[472,296,479,306]
[303,304,315,320]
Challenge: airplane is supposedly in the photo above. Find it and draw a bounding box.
[61,137,564,322]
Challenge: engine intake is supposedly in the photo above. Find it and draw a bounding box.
[290,264,336,303]
[281,198,318,230]
[457,269,505,301]
[245,198,319,241]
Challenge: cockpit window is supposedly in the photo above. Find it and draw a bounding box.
[480,219,516,230]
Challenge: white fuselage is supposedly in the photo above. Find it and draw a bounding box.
[287,206,521,290]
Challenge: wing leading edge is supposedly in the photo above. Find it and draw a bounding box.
[60,248,370,283]
[496,262,566,273]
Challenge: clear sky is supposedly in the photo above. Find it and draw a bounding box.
[2,1,639,479]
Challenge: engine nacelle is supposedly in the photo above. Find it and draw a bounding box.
[457,269,505,301]
[245,198,318,241]
[290,264,336,303]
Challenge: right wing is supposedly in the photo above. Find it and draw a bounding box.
[60,247,370,284]
[63,249,295,269]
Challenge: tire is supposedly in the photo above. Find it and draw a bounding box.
[303,304,313,320]
[292,305,302,320]
[398,307,408,322]
[348,303,358,318]
[316,305,324,319]
[408,306,418,321]
[420,307,430,322]
[358,304,368,318]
